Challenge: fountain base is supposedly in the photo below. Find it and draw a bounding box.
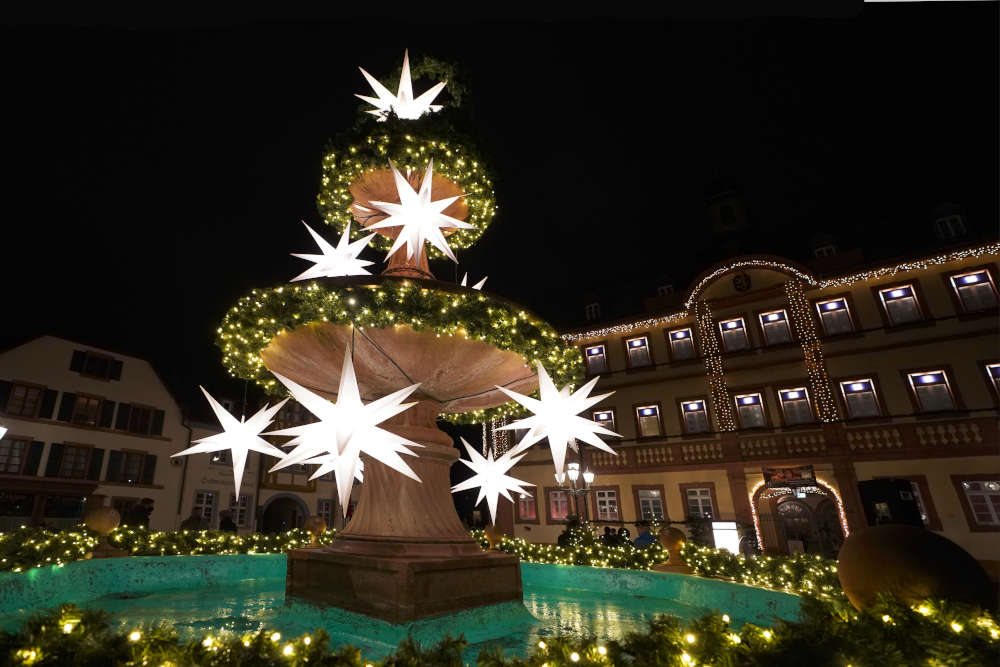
[286,548,521,623]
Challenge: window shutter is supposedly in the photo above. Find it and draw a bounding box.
[109,360,123,381]
[25,442,45,475]
[70,350,86,372]
[0,380,11,410]
[87,448,105,480]
[45,443,64,477]
[98,401,116,428]
[141,455,157,485]
[39,389,58,419]
[115,403,131,430]
[151,409,165,436]
[57,393,77,421]
[105,450,123,482]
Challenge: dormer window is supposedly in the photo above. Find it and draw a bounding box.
[877,284,923,326]
[656,284,674,297]
[758,309,792,345]
[584,344,608,375]
[718,317,749,352]
[625,335,652,368]
[948,269,999,313]
[667,328,696,361]
[584,302,601,321]
[814,244,837,258]
[814,297,854,336]
[934,215,966,239]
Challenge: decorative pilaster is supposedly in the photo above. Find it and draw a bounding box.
[785,279,840,422]
[693,300,737,431]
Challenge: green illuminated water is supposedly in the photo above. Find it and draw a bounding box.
[0,555,801,661]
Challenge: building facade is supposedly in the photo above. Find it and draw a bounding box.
[506,242,1000,574]
[0,336,357,534]
[0,336,188,531]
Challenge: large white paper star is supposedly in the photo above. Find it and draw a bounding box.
[498,362,621,474]
[367,159,474,264]
[172,387,289,497]
[460,273,487,290]
[290,221,375,281]
[356,49,447,121]
[451,438,534,524]
[266,347,423,515]
[0,425,7,441]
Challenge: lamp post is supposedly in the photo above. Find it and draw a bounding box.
[555,458,595,522]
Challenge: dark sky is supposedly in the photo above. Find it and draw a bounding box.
[2,4,997,418]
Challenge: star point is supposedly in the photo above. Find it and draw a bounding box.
[290,221,375,281]
[171,387,289,497]
[451,438,534,524]
[356,49,447,121]
[497,362,621,474]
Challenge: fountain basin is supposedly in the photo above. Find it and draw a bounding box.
[0,555,802,661]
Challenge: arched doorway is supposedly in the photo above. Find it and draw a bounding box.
[260,495,308,533]
[752,481,847,558]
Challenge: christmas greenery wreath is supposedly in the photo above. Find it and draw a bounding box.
[217,277,583,424]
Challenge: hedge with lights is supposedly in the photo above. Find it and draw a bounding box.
[317,112,497,259]
[0,526,336,574]
[4,595,996,666]
[494,523,670,570]
[216,278,584,423]
[681,542,844,602]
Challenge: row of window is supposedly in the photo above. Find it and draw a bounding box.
[590,364,1000,438]
[188,490,335,530]
[516,485,715,524]
[0,436,158,484]
[0,380,166,437]
[583,266,999,374]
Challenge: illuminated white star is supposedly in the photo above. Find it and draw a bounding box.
[460,273,487,290]
[498,362,621,474]
[266,347,423,515]
[451,438,534,524]
[367,159,474,264]
[0,425,7,440]
[356,49,447,121]
[172,387,289,497]
[290,221,375,281]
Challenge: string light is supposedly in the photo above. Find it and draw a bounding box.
[785,279,840,422]
[747,478,848,559]
[694,300,736,431]
[562,310,689,343]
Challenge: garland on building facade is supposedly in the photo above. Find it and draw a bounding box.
[693,300,737,431]
[785,278,841,422]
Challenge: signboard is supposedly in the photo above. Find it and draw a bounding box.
[762,465,815,488]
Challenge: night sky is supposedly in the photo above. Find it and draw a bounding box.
[2,4,997,421]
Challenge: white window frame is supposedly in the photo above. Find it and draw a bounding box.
[193,490,217,525]
[839,378,882,419]
[777,387,814,425]
[949,269,999,313]
[686,488,714,519]
[680,400,710,434]
[733,392,767,429]
[758,309,793,345]
[584,344,608,375]
[906,370,957,412]
[637,489,664,520]
[592,410,616,434]
[517,494,537,521]
[595,489,620,521]
[667,328,696,361]
[230,493,251,528]
[986,364,1000,399]
[317,498,332,527]
[635,404,662,438]
[960,480,1000,527]
[718,317,750,352]
[625,335,652,368]
[877,284,923,326]
[814,297,854,336]
[0,437,28,474]
[549,489,570,522]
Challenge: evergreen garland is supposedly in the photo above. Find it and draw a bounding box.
[216,277,584,423]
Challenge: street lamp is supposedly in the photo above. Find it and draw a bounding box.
[555,459,596,521]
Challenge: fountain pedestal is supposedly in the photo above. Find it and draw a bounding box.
[285,401,522,623]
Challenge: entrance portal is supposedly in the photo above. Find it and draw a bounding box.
[753,484,846,558]
[261,496,306,533]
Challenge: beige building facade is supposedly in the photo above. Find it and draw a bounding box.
[506,243,1000,574]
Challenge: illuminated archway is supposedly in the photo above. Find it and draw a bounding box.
[748,477,849,554]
